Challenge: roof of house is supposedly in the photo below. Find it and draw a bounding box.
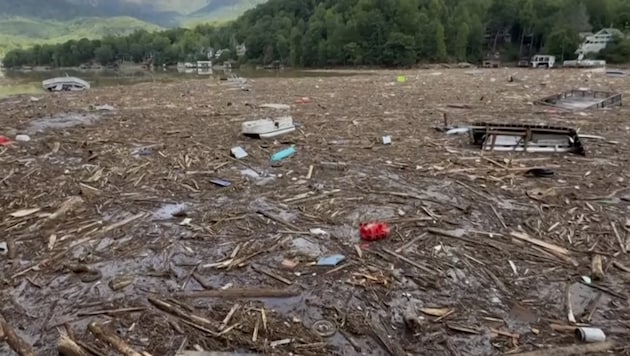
[595,28,623,36]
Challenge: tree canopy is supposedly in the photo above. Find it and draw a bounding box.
[4,0,630,68]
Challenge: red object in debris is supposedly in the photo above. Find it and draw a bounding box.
[0,136,12,146]
[359,222,390,241]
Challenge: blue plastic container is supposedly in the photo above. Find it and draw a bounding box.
[271,146,296,162]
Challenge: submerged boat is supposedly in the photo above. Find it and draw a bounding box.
[241,104,296,139]
[42,77,90,92]
[242,116,296,139]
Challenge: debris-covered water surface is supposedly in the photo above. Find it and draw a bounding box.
[1,68,630,355]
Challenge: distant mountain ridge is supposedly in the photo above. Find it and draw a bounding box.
[0,0,267,26]
[192,0,266,17]
[0,0,178,26]
[0,0,268,56]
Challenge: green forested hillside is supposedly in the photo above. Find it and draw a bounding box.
[0,17,162,58]
[4,0,630,68]
[230,0,630,66]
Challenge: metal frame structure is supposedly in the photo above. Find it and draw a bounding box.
[469,122,586,155]
[534,89,622,110]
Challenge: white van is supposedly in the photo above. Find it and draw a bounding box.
[530,55,556,68]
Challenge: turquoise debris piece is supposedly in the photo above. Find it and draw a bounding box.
[271,146,296,162]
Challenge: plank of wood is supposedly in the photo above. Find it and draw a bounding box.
[174,288,300,299]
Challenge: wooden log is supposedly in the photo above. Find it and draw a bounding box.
[0,313,35,356]
[591,255,605,280]
[88,321,144,356]
[147,297,220,333]
[513,341,614,356]
[174,288,300,299]
[58,332,90,356]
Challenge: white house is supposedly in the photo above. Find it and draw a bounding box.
[575,28,623,55]
[236,43,247,57]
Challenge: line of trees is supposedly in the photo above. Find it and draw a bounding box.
[4,0,630,68]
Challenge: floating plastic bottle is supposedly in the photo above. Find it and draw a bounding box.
[271,146,296,162]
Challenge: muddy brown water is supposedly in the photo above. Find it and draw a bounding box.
[0,68,362,97]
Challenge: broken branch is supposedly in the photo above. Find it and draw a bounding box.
[512,341,614,356]
[88,321,144,356]
[58,330,90,356]
[174,288,300,299]
[0,312,36,356]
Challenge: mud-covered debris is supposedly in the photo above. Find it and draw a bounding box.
[3,69,630,356]
[258,103,290,110]
[295,96,311,104]
[153,203,187,220]
[131,147,153,156]
[527,187,557,201]
[175,288,301,299]
[177,352,261,356]
[47,196,83,220]
[526,168,555,177]
[57,331,90,356]
[0,312,36,356]
[576,327,606,343]
[446,127,470,136]
[269,338,292,348]
[403,307,424,331]
[291,237,323,257]
[9,208,41,218]
[65,264,102,283]
[231,146,248,159]
[251,265,293,285]
[88,321,143,355]
[109,275,135,291]
[281,258,299,269]
[309,228,328,236]
[447,103,472,109]
[210,178,232,187]
[515,342,615,355]
[130,143,163,157]
[591,255,605,280]
[420,307,452,317]
[94,104,115,111]
[47,234,57,250]
[311,319,337,337]
[317,254,345,266]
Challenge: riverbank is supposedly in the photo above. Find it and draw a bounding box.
[0,66,369,98]
[0,68,629,355]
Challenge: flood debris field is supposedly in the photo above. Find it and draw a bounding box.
[1,68,630,356]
